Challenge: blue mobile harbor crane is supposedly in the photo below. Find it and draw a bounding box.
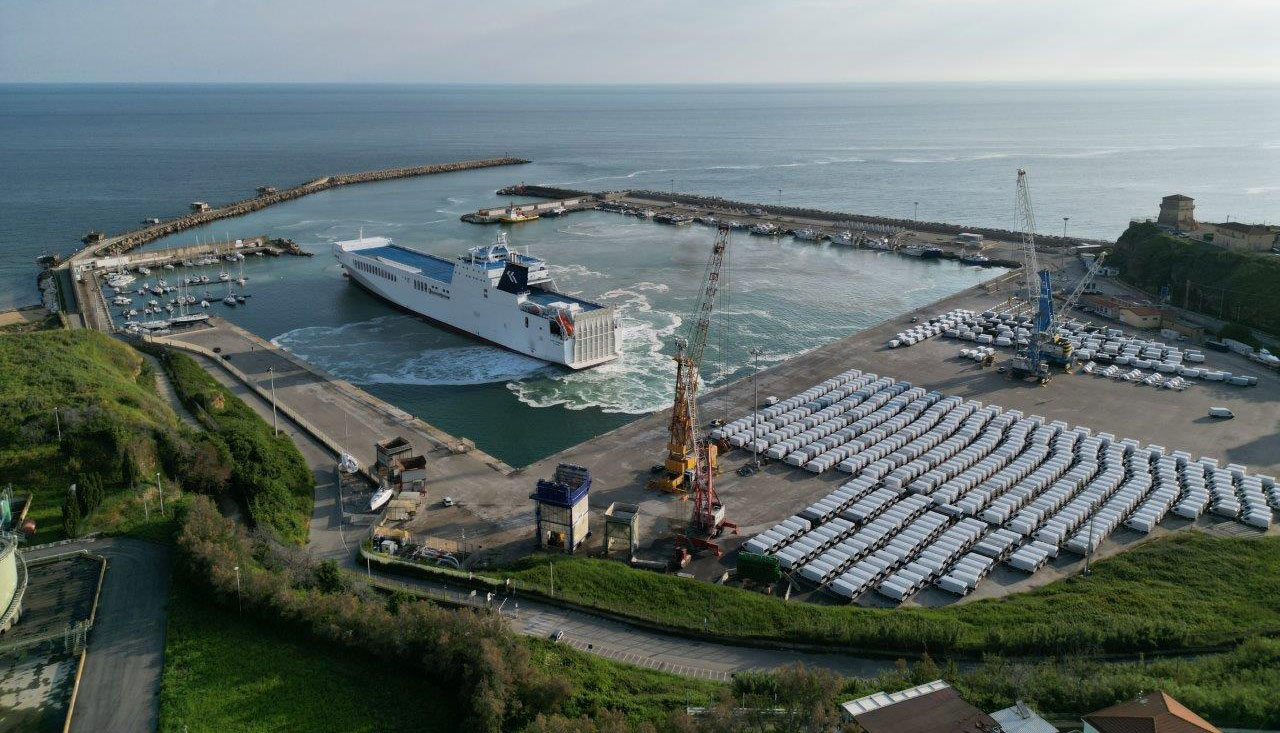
[1007,169,1108,385]
[1010,268,1058,383]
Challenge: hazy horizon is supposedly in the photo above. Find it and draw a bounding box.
[3,0,1278,84]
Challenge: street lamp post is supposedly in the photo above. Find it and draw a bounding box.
[1063,217,1070,239]
[268,367,277,436]
[749,346,764,471]
[1084,511,1097,577]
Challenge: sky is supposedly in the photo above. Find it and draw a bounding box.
[2,0,1278,84]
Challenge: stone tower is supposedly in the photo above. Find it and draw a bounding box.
[1157,194,1196,231]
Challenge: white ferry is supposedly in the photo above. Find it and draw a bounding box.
[333,233,621,369]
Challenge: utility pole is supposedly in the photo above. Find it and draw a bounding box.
[777,189,782,207]
[268,366,277,436]
[914,201,919,220]
[234,565,242,614]
[749,346,764,471]
[1084,512,1097,577]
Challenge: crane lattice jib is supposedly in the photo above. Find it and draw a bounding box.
[1015,169,1040,304]
[1054,252,1108,332]
[667,225,730,457]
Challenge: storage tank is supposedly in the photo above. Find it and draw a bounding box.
[0,535,26,633]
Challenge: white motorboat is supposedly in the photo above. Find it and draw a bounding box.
[368,488,393,512]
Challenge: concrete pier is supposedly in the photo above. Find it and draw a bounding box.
[460,195,597,223]
[153,316,513,482]
[70,158,529,265]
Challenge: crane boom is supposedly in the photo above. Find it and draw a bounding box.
[652,224,730,493]
[1010,169,1052,382]
[1055,252,1107,330]
[1015,169,1041,304]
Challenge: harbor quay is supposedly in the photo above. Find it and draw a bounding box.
[485,183,1096,273]
[159,278,1278,606]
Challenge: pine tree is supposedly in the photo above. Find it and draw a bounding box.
[84,473,104,514]
[62,488,81,538]
[76,473,92,515]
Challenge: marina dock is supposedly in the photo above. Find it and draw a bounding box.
[75,236,296,333]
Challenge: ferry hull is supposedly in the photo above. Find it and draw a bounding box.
[335,236,620,370]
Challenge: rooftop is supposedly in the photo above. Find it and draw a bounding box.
[1084,691,1221,733]
[844,682,999,733]
[1162,194,1193,202]
[990,701,1057,733]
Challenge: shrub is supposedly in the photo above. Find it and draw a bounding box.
[149,348,313,544]
[176,496,561,732]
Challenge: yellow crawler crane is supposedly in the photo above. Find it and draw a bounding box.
[650,224,729,493]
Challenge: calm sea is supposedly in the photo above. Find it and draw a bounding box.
[2,84,1277,464]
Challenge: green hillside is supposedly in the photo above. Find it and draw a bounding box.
[1112,221,1280,334]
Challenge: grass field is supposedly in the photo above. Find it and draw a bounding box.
[0,330,182,544]
[408,531,1280,656]
[159,578,461,733]
[525,637,722,725]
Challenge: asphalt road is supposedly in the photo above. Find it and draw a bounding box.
[27,538,172,733]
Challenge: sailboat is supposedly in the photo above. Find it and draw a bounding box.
[171,278,211,326]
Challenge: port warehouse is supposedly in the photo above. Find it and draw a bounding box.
[721,364,1278,604]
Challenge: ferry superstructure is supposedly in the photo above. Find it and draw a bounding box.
[333,233,621,369]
